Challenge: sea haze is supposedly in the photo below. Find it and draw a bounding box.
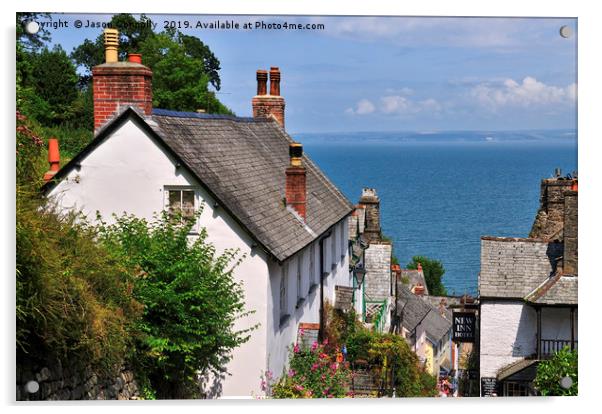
[295,130,578,296]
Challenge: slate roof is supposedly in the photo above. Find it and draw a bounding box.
[396,285,451,341]
[525,275,578,305]
[149,109,353,261]
[497,359,539,381]
[479,237,564,300]
[43,107,353,262]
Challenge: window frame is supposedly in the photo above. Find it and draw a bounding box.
[164,186,200,234]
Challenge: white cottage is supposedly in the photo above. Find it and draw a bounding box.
[478,176,578,396]
[42,32,354,398]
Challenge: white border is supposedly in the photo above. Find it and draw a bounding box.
[3,1,600,413]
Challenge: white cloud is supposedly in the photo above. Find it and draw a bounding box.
[347,94,443,117]
[470,77,577,110]
[381,95,413,114]
[345,98,376,115]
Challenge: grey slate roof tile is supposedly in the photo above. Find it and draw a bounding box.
[150,110,353,262]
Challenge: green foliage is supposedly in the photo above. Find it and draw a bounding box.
[96,210,253,399]
[407,255,448,296]
[534,347,578,396]
[139,32,231,114]
[365,333,438,397]
[270,340,353,398]
[17,113,141,375]
[320,303,438,398]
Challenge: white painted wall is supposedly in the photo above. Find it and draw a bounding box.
[266,219,351,381]
[480,301,537,378]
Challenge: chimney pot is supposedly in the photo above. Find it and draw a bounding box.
[269,67,281,96]
[256,70,268,96]
[103,28,119,63]
[127,53,142,64]
[43,138,60,181]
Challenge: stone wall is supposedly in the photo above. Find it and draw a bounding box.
[529,178,576,240]
[563,190,578,274]
[364,242,392,301]
[17,358,139,401]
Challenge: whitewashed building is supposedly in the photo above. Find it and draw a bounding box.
[42,34,354,397]
[478,176,578,396]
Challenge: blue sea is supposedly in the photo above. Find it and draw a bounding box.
[294,130,577,296]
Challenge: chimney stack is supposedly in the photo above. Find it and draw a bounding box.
[563,189,578,275]
[359,188,381,243]
[92,29,153,132]
[285,142,307,220]
[43,138,60,181]
[252,67,285,128]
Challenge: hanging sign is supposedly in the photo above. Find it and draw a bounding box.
[452,312,476,342]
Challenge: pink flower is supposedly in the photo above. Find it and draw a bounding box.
[330,362,338,371]
[288,369,296,377]
[299,328,305,337]
[328,394,334,398]
[294,384,304,392]
[293,343,300,353]
[311,363,319,371]
[265,370,273,380]
[260,380,267,391]
[323,338,329,346]
[311,341,318,351]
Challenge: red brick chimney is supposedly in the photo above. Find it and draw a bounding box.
[43,138,60,181]
[92,29,152,132]
[285,142,306,220]
[252,67,285,128]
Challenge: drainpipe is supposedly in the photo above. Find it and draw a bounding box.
[318,230,332,343]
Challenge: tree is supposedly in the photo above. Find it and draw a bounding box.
[406,256,447,296]
[30,46,79,123]
[17,12,52,52]
[534,347,578,396]
[139,32,231,113]
[96,210,254,398]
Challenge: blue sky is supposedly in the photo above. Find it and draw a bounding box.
[46,13,577,133]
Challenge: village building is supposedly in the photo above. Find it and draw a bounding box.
[478,173,578,396]
[42,30,355,398]
[395,283,453,378]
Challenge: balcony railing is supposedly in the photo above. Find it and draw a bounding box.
[540,339,577,358]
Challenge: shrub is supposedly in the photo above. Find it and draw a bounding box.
[534,347,578,396]
[96,209,254,399]
[16,111,141,375]
[271,340,353,398]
